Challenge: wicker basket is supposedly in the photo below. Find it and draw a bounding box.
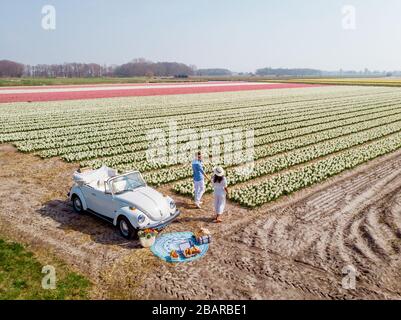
[139,235,156,248]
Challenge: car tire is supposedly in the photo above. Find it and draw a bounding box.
[117,216,137,240]
[72,195,84,214]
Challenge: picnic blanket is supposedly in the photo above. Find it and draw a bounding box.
[151,231,209,263]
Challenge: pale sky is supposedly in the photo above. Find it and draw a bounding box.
[1,0,401,72]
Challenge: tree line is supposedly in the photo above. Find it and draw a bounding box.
[256,67,322,77]
[195,68,232,76]
[2,59,393,78]
[113,58,195,77]
[0,60,25,77]
[0,59,235,78]
[0,59,196,78]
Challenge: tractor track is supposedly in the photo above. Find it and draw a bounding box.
[142,148,401,299]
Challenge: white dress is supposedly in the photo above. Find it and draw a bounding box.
[212,176,227,215]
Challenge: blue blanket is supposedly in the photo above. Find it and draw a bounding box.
[151,231,209,263]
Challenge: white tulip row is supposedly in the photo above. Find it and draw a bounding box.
[1,86,401,209]
[3,86,372,133]
[172,118,401,195]
[21,95,371,153]
[82,105,401,171]
[4,87,394,147]
[47,98,401,161]
[1,85,392,131]
[228,131,401,207]
[141,109,401,185]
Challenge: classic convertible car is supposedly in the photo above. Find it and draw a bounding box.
[68,166,180,239]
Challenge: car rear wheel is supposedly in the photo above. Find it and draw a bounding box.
[72,195,84,214]
[117,216,137,240]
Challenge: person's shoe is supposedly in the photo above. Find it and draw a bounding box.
[195,202,201,209]
[214,216,222,223]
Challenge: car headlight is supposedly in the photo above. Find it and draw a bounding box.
[137,214,146,224]
[169,200,176,210]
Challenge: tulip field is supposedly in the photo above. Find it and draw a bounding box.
[2,85,401,207]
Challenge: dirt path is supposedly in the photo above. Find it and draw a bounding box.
[1,144,401,299]
[141,150,401,300]
[0,145,157,298]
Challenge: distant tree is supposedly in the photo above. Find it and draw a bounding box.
[114,60,194,77]
[196,68,232,76]
[0,60,25,77]
[255,67,322,77]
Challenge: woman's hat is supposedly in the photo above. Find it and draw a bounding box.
[213,166,225,177]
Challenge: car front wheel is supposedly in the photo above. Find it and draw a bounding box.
[117,216,137,240]
[72,195,84,214]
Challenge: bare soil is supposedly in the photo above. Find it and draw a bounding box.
[1,144,401,299]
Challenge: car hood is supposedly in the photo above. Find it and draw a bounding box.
[114,186,170,221]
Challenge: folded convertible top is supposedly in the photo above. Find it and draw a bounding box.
[73,165,118,185]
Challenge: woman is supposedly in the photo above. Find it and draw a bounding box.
[212,166,228,223]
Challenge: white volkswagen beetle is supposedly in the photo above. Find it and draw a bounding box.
[68,166,180,239]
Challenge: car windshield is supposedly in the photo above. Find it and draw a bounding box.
[110,172,146,194]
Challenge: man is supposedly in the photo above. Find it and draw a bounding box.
[192,151,208,208]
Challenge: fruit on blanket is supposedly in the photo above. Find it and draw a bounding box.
[191,246,201,254]
[183,246,201,257]
[170,250,179,259]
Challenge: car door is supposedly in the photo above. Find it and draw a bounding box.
[81,184,117,219]
[91,189,119,219]
[80,185,98,211]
